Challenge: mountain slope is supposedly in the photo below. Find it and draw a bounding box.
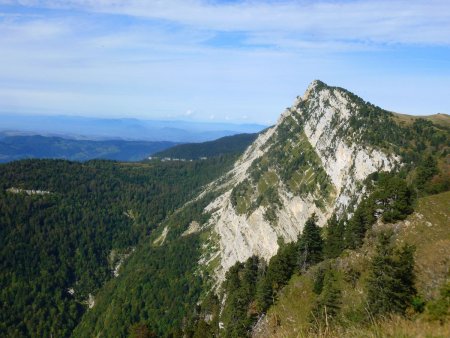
[199,80,401,280]
[393,112,450,128]
[153,133,259,160]
[0,156,238,337]
[70,80,449,336]
[253,191,450,337]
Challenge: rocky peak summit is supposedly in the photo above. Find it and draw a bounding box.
[199,80,400,281]
[302,79,326,99]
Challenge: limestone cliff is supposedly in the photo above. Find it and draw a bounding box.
[196,80,400,282]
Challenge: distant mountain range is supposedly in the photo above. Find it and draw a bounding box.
[0,135,177,162]
[0,130,262,163]
[0,114,266,142]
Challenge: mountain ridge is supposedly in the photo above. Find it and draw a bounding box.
[0,114,266,143]
[16,80,447,337]
[195,79,401,281]
[153,133,259,160]
[0,135,177,162]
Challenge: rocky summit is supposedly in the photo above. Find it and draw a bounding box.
[196,80,400,281]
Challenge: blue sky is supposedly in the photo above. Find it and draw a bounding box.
[0,0,449,124]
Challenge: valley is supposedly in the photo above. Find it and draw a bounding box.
[1,81,449,337]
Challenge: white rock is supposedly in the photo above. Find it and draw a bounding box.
[153,226,169,246]
[198,81,401,284]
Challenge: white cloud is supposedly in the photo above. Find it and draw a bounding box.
[2,0,450,46]
[0,0,449,122]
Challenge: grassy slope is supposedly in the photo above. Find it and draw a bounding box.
[392,112,450,129]
[255,191,450,337]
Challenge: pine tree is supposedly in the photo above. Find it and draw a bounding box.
[267,242,297,288]
[395,244,417,311]
[367,232,396,315]
[298,214,323,272]
[242,255,259,297]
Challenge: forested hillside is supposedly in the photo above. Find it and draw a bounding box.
[250,191,450,337]
[2,81,449,338]
[183,83,450,337]
[0,135,177,162]
[190,179,449,337]
[153,133,259,160]
[0,155,237,337]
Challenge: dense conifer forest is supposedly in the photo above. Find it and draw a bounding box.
[153,133,258,160]
[0,155,237,337]
[0,135,177,162]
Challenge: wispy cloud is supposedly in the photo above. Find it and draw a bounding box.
[3,0,449,47]
[0,1,449,122]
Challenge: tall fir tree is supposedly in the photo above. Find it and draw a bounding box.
[324,214,345,259]
[298,214,323,272]
[345,199,376,250]
[367,231,416,316]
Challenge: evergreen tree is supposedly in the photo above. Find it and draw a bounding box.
[311,269,342,324]
[415,154,438,191]
[324,214,345,259]
[345,174,414,250]
[345,199,376,250]
[312,267,326,295]
[374,175,414,222]
[255,275,272,313]
[298,214,323,272]
[395,244,417,309]
[267,242,297,288]
[242,255,259,297]
[221,256,262,337]
[367,232,416,316]
[367,232,397,315]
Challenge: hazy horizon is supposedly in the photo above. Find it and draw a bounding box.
[0,112,267,142]
[0,111,269,127]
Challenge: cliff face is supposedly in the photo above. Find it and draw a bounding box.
[298,81,400,211]
[72,80,449,337]
[199,80,400,281]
